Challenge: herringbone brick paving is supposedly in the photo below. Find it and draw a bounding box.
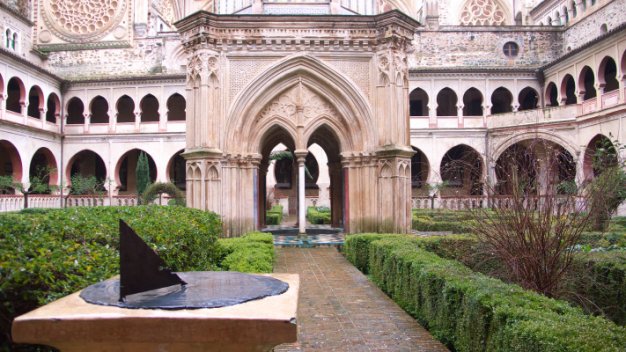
[273,247,449,352]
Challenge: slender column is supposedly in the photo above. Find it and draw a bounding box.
[298,157,306,234]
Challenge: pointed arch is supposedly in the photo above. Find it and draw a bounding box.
[226,54,375,155]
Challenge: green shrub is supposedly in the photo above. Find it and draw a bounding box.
[0,206,222,350]
[306,206,331,225]
[266,205,283,225]
[218,232,274,273]
[567,251,626,325]
[345,234,626,352]
[411,210,477,233]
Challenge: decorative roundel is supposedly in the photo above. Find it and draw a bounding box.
[42,0,127,42]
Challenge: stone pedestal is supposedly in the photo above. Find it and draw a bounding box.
[12,273,299,352]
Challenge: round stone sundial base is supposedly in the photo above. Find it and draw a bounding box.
[79,271,289,310]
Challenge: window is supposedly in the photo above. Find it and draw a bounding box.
[503,42,519,57]
[5,29,11,48]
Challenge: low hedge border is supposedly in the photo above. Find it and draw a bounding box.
[306,206,331,225]
[344,234,626,352]
[266,205,283,225]
[217,232,275,273]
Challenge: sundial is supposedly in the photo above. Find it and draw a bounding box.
[80,220,289,309]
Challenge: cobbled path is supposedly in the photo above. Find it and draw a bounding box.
[273,247,449,352]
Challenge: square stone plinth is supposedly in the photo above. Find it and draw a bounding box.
[12,273,299,352]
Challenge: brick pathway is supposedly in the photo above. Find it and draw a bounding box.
[273,247,449,352]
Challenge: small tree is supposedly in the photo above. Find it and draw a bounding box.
[69,174,103,195]
[587,136,626,231]
[468,140,599,297]
[136,152,150,204]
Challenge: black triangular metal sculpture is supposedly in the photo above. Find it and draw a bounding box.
[119,220,186,302]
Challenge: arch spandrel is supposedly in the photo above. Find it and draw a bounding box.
[492,131,580,163]
[225,54,375,156]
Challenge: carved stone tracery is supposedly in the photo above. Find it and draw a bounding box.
[187,51,220,84]
[459,0,506,26]
[258,83,337,121]
[42,0,128,42]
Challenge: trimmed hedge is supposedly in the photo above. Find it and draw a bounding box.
[411,209,477,233]
[217,232,275,273]
[266,205,283,225]
[345,234,626,352]
[306,206,331,225]
[1,206,224,350]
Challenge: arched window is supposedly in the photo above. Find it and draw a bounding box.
[166,93,186,121]
[66,98,85,124]
[491,87,513,114]
[554,12,561,25]
[462,88,483,116]
[571,1,577,18]
[140,94,159,122]
[561,74,577,105]
[46,93,60,123]
[440,145,483,195]
[546,82,558,106]
[579,66,596,100]
[599,57,619,92]
[436,88,457,116]
[6,77,24,113]
[411,147,429,188]
[11,32,17,50]
[409,88,429,116]
[116,95,135,123]
[562,7,569,24]
[27,86,43,119]
[518,87,539,111]
[90,96,109,123]
[5,29,10,48]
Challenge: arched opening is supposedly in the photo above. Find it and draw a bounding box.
[27,86,43,119]
[496,139,575,195]
[571,1,577,17]
[260,126,297,227]
[547,16,553,25]
[561,74,577,105]
[6,77,25,114]
[409,88,429,116]
[579,66,596,100]
[140,94,159,122]
[599,56,619,92]
[167,93,186,121]
[29,147,58,193]
[46,93,60,123]
[90,96,109,123]
[562,6,569,23]
[66,98,85,124]
[583,134,618,180]
[436,88,458,116]
[518,87,539,111]
[5,29,10,48]
[116,95,135,123]
[491,87,513,114]
[167,149,186,190]
[307,125,343,228]
[411,146,429,196]
[0,140,23,194]
[116,149,157,194]
[11,32,17,50]
[462,88,483,116]
[66,150,107,193]
[440,145,484,196]
[554,11,561,25]
[546,82,559,106]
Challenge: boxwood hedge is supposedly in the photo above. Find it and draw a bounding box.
[344,234,626,352]
[0,206,276,350]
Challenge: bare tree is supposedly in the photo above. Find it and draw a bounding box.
[467,139,604,297]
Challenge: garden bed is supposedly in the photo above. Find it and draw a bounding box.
[345,234,626,351]
[0,206,275,350]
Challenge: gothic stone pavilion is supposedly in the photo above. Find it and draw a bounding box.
[1,0,625,236]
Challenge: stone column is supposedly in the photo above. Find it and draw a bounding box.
[457,104,464,128]
[296,153,307,234]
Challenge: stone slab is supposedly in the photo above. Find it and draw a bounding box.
[12,273,299,352]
